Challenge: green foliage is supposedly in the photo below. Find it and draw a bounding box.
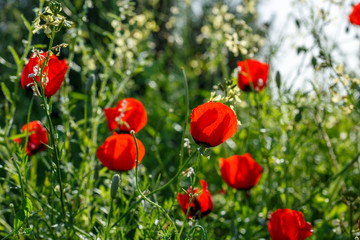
[0,0,359,239]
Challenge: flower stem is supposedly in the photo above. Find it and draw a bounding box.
[104,199,114,240]
[179,68,189,167]
[37,26,66,218]
[131,130,179,236]
[178,147,202,239]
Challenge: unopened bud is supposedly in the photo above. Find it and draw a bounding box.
[110,174,120,199]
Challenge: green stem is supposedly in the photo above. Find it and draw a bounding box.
[104,199,114,240]
[131,130,179,236]
[179,68,189,167]
[149,150,197,196]
[186,225,207,240]
[178,148,202,239]
[110,150,197,229]
[349,201,353,239]
[37,26,66,218]
[12,158,25,201]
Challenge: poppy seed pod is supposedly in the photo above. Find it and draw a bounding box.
[349,3,360,26]
[237,59,269,92]
[110,174,120,199]
[190,101,238,147]
[177,180,213,219]
[220,153,262,190]
[104,98,147,133]
[268,209,313,240]
[14,120,48,156]
[21,52,68,97]
[96,133,145,171]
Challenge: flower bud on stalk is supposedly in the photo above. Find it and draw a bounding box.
[110,174,120,199]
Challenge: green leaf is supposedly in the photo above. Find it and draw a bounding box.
[1,83,13,104]
[69,92,87,101]
[311,56,317,68]
[95,50,107,67]
[8,46,21,67]
[31,44,47,49]
[23,197,32,214]
[275,71,281,89]
[13,198,32,231]
[21,14,32,32]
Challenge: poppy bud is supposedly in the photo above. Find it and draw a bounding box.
[14,121,48,156]
[268,209,313,240]
[21,52,68,97]
[110,174,120,199]
[177,180,213,219]
[190,101,238,147]
[237,59,269,92]
[219,153,262,190]
[104,98,147,133]
[349,3,360,26]
[96,133,145,171]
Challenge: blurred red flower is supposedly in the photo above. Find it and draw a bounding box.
[220,153,262,190]
[14,120,48,156]
[96,133,145,171]
[237,59,269,92]
[268,209,313,240]
[190,102,237,147]
[21,52,68,97]
[177,180,213,219]
[104,98,147,133]
[349,3,360,25]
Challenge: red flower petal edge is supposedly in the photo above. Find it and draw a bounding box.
[237,59,269,92]
[190,101,238,147]
[349,3,360,26]
[268,209,313,240]
[21,52,68,97]
[14,120,48,156]
[96,133,145,171]
[104,98,147,133]
[220,153,262,190]
[177,180,213,219]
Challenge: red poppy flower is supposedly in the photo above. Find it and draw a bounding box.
[21,52,68,97]
[237,59,269,92]
[220,153,262,190]
[268,209,313,240]
[177,180,213,219]
[349,3,360,26]
[96,133,145,171]
[104,98,147,133]
[14,120,48,156]
[190,101,237,147]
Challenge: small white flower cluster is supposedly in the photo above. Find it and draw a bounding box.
[181,167,194,178]
[33,2,73,38]
[330,64,360,115]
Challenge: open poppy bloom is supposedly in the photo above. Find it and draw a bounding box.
[220,153,262,190]
[21,52,68,97]
[104,98,147,133]
[190,101,238,147]
[96,133,145,171]
[237,59,269,92]
[349,3,360,26]
[268,209,313,240]
[177,180,213,219]
[14,121,48,156]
